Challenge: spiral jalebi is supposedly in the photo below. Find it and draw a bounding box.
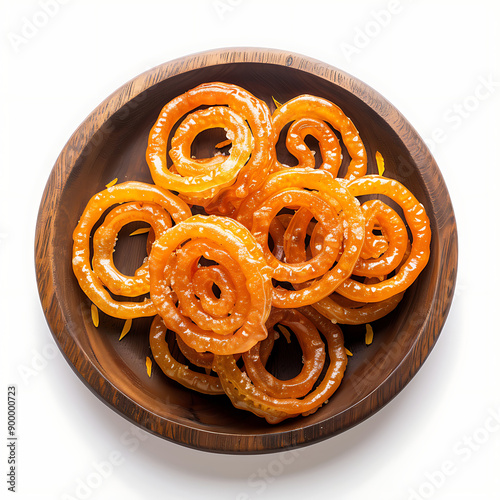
[148,215,273,355]
[72,83,431,424]
[72,181,191,319]
[146,82,273,215]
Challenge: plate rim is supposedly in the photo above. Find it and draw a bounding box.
[35,47,458,454]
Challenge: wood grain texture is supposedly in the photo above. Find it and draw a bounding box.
[35,48,458,454]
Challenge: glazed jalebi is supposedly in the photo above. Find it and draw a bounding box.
[148,215,273,355]
[271,94,367,180]
[243,308,326,399]
[336,175,431,302]
[236,168,365,308]
[72,82,432,424]
[146,82,273,215]
[149,315,224,395]
[213,306,347,424]
[72,181,191,319]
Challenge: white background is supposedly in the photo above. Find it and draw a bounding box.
[1,1,499,499]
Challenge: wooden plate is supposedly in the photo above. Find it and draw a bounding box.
[35,48,458,454]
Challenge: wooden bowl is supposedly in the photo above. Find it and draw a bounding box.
[35,48,458,454]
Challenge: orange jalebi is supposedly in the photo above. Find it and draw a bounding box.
[274,208,408,325]
[213,306,347,424]
[271,94,367,180]
[243,308,326,399]
[150,315,224,395]
[335,175,431,302]
[72,83,432,425]
[72,181,191,319]
[236,168,365,308]
[148,215,273,355]
[146,82,273,214]
[277,117,342,173]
